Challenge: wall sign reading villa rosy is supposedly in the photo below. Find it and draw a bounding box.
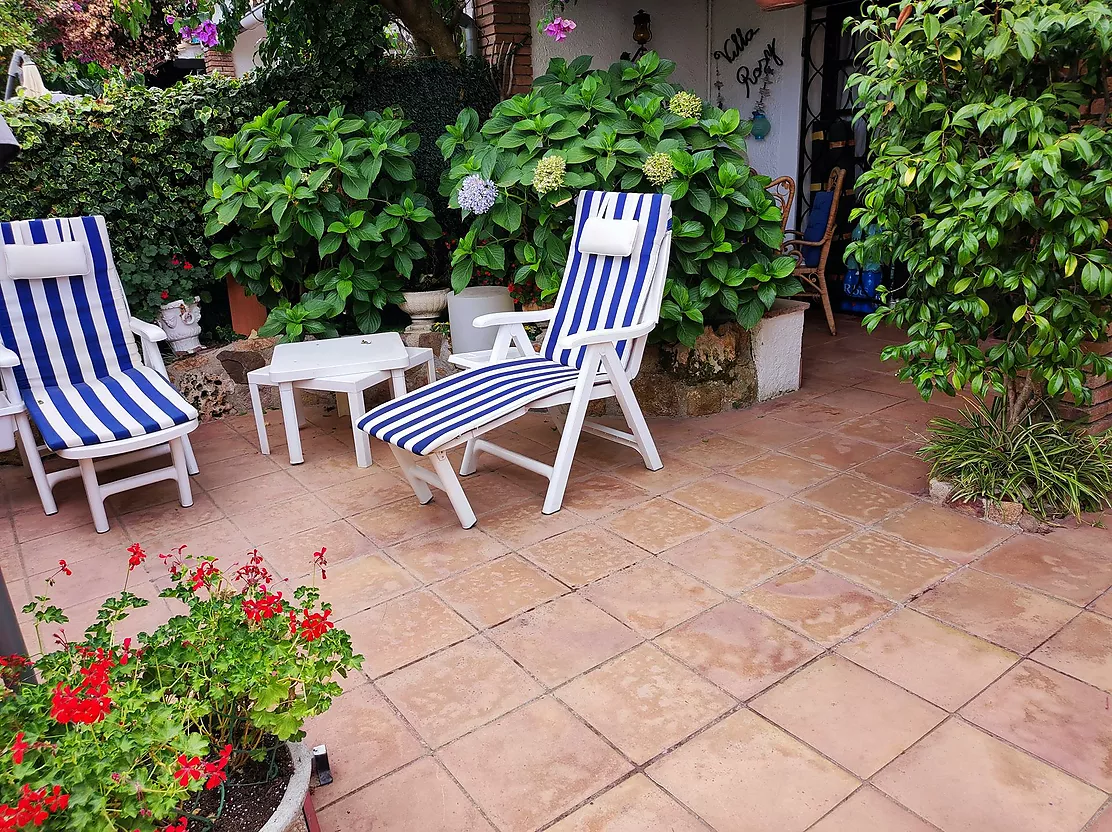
[713,26,784,97]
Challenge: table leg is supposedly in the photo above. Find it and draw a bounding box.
[279,382,304,465]
[389,369,408,398]
[348,390,372,468]
[424,357,436,387]
[293,386,307,428]
[249,381,270,456]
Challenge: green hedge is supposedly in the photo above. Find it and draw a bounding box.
[0,74,262,319]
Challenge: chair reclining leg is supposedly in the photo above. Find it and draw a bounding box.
[391,446,434,505]
[431,451,477,529]
[181,434,200,475]
[602,349,662,472]
[542,354,599,515]
[78,459,110,534]
[16,412,56,515]
[460,438,479,477]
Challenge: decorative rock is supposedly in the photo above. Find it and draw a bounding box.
[929,478,955,502]
[217,347,267,384]
[983,499,1025,526]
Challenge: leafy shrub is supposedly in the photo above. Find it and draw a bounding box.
[0,74,261,320]
[848,0,1112,426]
[439,52,794,346]
[4,544,360,830]
[204,103,442,339]
[921,399,1112,519]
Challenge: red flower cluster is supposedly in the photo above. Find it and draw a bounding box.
[188,562,218,592]
[159,545,188,576]
[172,744,232,791]
[0,784,69,828]
[50,648,120,725]
[242,592,284,624]
[312,547,328,580]
[160,817,188,832]
[127,543,147,571]
[0,655,32,689]
[7,733,28,765]
[289,608,333,642]
[46,560,71,587]
[233,550,272,589]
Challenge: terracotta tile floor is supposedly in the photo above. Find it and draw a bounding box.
[4,312,1112,832]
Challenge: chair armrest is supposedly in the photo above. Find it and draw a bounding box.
[559,321,656,351]
[782,238,825,248]
[0,345,20,368]
[473,308,556,329]
[130,317,167,343]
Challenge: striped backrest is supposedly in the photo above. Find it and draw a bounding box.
[543,191,672,371]
[0,216,138,392]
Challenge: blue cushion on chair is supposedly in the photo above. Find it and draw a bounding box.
[802,190,834,268]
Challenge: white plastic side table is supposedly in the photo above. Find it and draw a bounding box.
[247,346,435,468]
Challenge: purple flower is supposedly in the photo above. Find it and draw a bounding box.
[71,2,82,10]
[165,14,175,24]
[180,19,218,47]
[457,175,498,215]
[543,16,576,42]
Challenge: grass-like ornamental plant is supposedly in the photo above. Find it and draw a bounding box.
[438,52,796,346]
[920,399,1112,519]
[848,0,1112,427]
[2,545,361,831]
[204,103,442,340]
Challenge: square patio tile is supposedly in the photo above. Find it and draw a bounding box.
[603,498,716,554]
[647,710,859,832]
[1092,590,1112,617]
[838,609,1018,711]
[318,757,495,832]
[733,501,857,558]
[348,499,459,547]
[284,452,387,491]
[752,656,945,777]
[561,473,651,520]
[556,644,734,763]
[546,774,711,832]
[744,565,891,646]
[457,472,536,517]
[799,475,916,524]
[434,555,568,628]
[316,553,419,619]
[1032,611,1112,692]
[785,433,886,470]
[521,526,646,587]
[852,452,931,495]
[119,492,225,541]
[378,636,542,747]
[771,398,858,429]
[479,499,585,548]
[316,471,408,517]
[668,476,779,522]
[671,435,764,470]
[962,661,1112,790]
[386,526,507,583]
[873,718,1105,832]
[582,558,723,637]
[655,601,822,700]
[343,591,475,678]
[301,688,424,806]
[231,494,340,546]
[814,531,956,601]
[813,387,905,415]
[659,527,796,596]
[912,569,1077,653]
[438,697,631,832]
[807,787,938,832]
[206,470,305,516]
[878,504,1012,564]
[832,414,918,448]
[19,521,135,577]
[1089,808,1112,832]
[611,453,710,495]
[257,520,375,579]
[733,452,837,496]
[723,417,820,450]
[975,536,1112,605]
[489,594,641,687]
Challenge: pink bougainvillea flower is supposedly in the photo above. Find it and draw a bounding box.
[543,16,576,41]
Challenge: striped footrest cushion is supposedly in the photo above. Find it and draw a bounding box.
[25,366,198,451]
[359,357,582,455]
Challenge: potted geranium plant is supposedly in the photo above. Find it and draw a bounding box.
[2,544,361,831]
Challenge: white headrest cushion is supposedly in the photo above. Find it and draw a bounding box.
[1,241,92,280]
[577,216,639,258]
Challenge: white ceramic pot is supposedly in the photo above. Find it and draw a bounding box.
[400,288,450,332]
[751,298,809,401]
[259,742,312,832]
[157,296,203,354]
[448,286,514,354]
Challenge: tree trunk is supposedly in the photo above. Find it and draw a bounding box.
[379,0,461,64]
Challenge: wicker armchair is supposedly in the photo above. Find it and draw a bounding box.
[766,175,796,237]
[783,168,846,335]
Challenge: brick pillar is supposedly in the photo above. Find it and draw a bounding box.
[203,49,236,76]
[1061,330,1112,435]
[474,0,533,96]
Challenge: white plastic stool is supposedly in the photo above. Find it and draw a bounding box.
[247,346,435,467]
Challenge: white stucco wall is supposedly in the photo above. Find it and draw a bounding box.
[231,17,265,77]
[527,0,709,91]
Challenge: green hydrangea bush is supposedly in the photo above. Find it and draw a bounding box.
[438,52,796,346]
[203,103,442,340]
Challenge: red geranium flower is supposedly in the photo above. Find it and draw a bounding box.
[183,261,193,270]
[203,744,234,789]
[161,290,170,300]
[127,543,146,571]
[242,591,284,623]
[9,732,28,765]
[172,755,204,788]
[312,547,327,580]
[291,608,333,642]
[162,817,188,832]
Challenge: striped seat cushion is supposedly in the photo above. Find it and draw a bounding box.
[24,366,198,452]
[359,357,583,455]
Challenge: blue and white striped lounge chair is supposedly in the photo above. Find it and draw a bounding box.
[359,190,673,528]
[0,216,200,533]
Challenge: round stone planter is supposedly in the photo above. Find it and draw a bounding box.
[448,285,513,354]
[157,296,203,354]
[259,742,313,832]
[400,288,450,332]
